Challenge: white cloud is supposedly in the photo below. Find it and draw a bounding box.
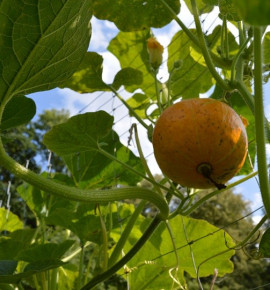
[89,17,118,52]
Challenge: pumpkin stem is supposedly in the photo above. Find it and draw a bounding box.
[197,163,226,190]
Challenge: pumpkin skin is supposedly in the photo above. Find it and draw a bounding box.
[152,98,248,189]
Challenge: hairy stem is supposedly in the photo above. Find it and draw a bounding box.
[191,0,231,91]
[108,200,147,267]
[0,140,169,220]
[253,26,270,218]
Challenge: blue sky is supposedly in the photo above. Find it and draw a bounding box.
[28,3,269,222]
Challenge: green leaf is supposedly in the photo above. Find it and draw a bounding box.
[259,228,270,258]
[126,93,149,119]
[123,216,235,288]
[0,229,36,260]
[63,132,144,186]
[0,0,92,101]
[17,181,45,217]
[60,52,109,93]
[43,112,113,156]
[0,96,36,130]
[203,0,218,5]
[58,263,78,290]
[184,0,214,15]
[0,260,65,284]
[108,30,156,98]
[112,68,143,91]
[0,208,23,232]
[46,203,133,244]
[219,0,242,21]
[232,0,270,26]
[16,240,75,262]
[92,0,180,31]
[43,112,144,186]
[0,261,17,275]
[167,30,213,99]
[263,32,270,64]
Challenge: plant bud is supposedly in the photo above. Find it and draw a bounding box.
[147,37,164,70]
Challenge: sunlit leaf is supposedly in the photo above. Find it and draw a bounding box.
[122,216,235,288]
[219,0,242,21]
[167,30,213,99]
[92,0,180,31]
[108,30,156,98]
[112,68,143,91]
[0,208,23,232]
[0,0,92,101]
[263,32,270,64]
[184,0,214,15]
[126,93,149,119]
[60,52,109,93]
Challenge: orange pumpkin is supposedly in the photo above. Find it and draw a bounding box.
[152,98,248,189]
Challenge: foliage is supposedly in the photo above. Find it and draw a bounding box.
[0,0,269,290]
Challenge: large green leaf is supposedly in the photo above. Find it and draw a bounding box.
[0,208,23,232]
[43,111,113,155]
[60,52,109,93]
[43,112,145,186]
[232,0,270,26]
[0,0,92,101]
[167,30,213,99]
[16,240,74,262]
[122,216,235,288]
[0,96,36,130]
[92,0,180,31]
[108,30,156,98]
[0,229,36,260]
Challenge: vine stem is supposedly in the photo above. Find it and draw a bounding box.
[80,216,163,290]
[108,84,149,130]
[230,37,251,83]
[108,200,147,267]
[190,0,231,91]
[180,170,259,216]
[253,26,270,218]
[159,0,231,70]
[0,140,169,220]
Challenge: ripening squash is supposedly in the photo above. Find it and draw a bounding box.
[152,98,248,189]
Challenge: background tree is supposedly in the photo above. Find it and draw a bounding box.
[0,109,69,224]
